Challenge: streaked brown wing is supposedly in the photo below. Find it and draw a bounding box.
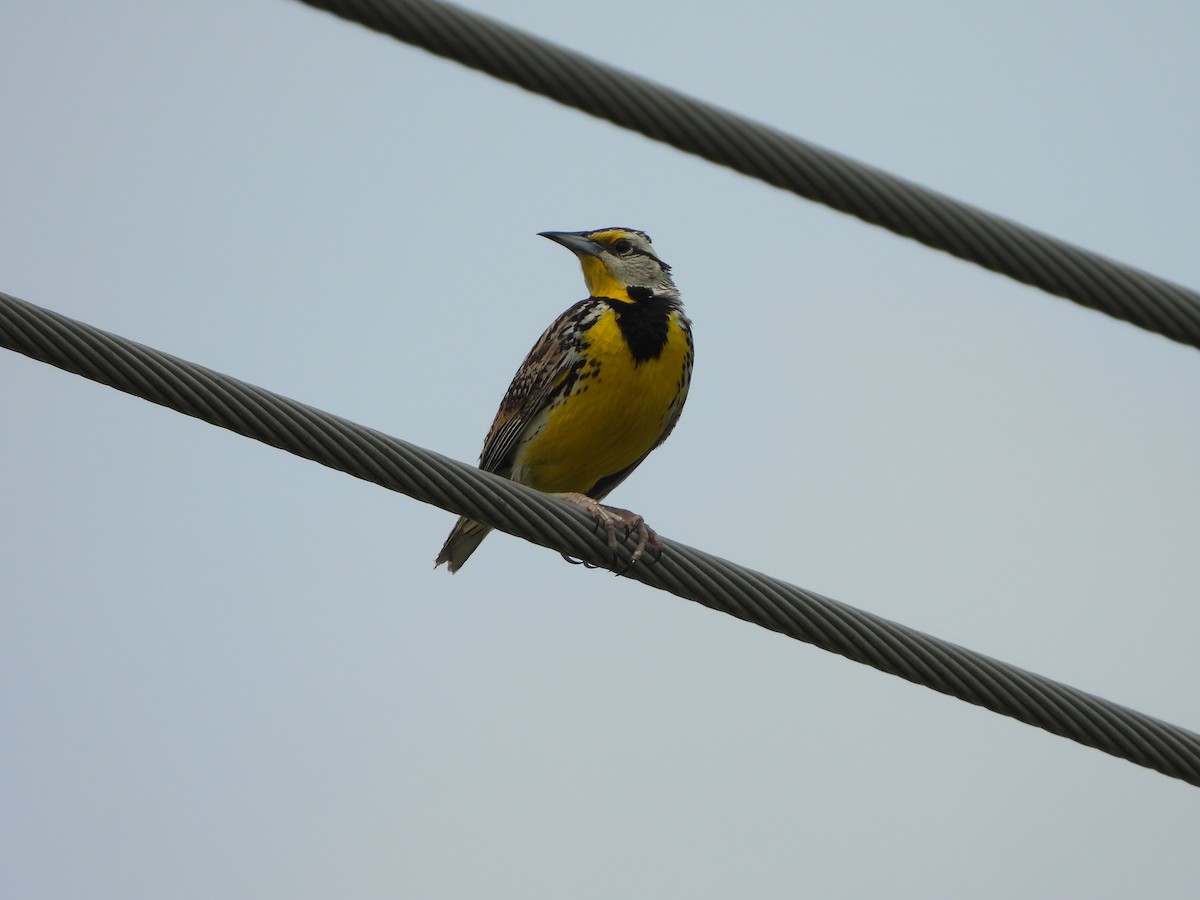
[477,298,600,475]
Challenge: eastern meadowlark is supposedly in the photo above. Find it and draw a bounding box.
[436,227,693,572]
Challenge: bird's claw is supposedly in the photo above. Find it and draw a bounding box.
[555,492,663,573]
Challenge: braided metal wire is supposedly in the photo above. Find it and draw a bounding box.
[3,287,1198,786]
[291,0,1200,350]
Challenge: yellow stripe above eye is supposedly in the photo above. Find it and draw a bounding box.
[588,229,629,245]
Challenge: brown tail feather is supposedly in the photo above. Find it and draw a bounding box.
[435,516,493,573]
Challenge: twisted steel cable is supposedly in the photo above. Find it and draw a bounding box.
[3,288,1198,786]
[292,0,1200,350]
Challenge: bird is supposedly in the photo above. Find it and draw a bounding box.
[436,227,693,573]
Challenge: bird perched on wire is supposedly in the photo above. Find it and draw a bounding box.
[436,227,693,573]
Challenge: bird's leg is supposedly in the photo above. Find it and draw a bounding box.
[554,492,663,571]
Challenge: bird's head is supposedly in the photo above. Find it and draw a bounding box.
[539,228,677,302]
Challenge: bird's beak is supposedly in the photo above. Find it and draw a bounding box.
[539,231,604,258]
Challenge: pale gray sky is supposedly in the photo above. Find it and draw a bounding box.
[4,1,1199,897]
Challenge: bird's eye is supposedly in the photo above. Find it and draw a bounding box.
[612,238,633,255]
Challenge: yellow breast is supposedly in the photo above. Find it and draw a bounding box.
[514,306,691,495]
